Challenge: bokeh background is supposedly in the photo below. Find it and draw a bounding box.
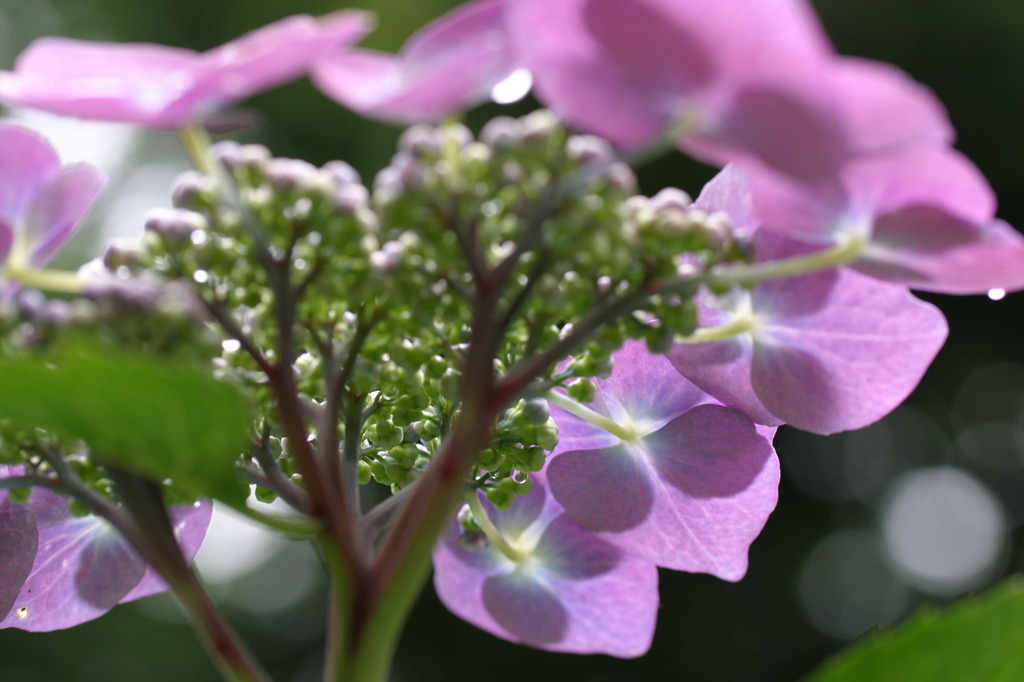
[2,0,1024,680]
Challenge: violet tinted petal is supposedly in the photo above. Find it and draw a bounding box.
[748,165,845,244]
[0,494,38,622]
[856,216,1024,294]
[552,406,778,579]
[0,39,201,125]
[600,339,712,429]
[689,80,846,182]
[751,269,948,434]
[482,573,568,645]
[0,124,61,223]
[23,163,105,267]
[0,221,11,263]
[582,0,717,94]
[845,146,996,227]
[0,13,371,127]
[548,443,655,533]
[312,1,515,123]
[506,0,669,148]
[693,164,760,237]
[832,57,954,154]
[0,484,139,631]
[667,294,783,426]
[535,513,620,580]
[188,12,372,123]
[433,482,658,657]
[1,487,211,631]
[120,500,213,602]
[667,333,783,426]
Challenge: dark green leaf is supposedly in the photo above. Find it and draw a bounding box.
[0,349,250,504]
[806,578,1024,682]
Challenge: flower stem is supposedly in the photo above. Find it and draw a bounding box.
[544,390,637,441]
[674,315,755,343]
[5,264,84,294]
[705,234,864,288]
[178,125,217,177]
[465,492,523,562]
[106,468,272,682]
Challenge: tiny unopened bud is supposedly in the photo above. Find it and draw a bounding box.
[520,109,559,144]
[101,238,142,270]
[264,158,319,193]
[567,134,615,164]
[398,124,442,157]
[144,208,207,243]
[480,116,522,148]
[650,187,693,212]
[321,160,361,186]
[209,140,244,169]
[14,289,46,318]
[522,398,550,425]
[171,170,217,209]
[604,162,637,193]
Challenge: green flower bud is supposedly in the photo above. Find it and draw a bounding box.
[567,378,597,404]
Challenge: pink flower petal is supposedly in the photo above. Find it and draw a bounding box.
[312,0,516,123]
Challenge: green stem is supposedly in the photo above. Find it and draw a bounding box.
[333,279,505,682]
[5,264,84,294]
[674,316,756,344]
[235,505,320,536]
[465,492,523,562]
[106,468,271,682]
[178,125,217,177]
[705,234,864,288]
[544,390,637,441]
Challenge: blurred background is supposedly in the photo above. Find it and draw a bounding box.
[2,0,1024,680]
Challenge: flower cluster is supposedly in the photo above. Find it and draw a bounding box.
[435,340,779,655]
[0,466,209,631]
[0,0,1022,676]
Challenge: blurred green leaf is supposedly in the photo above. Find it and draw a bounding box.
[805,578,1024,682]
[0,349,250,504]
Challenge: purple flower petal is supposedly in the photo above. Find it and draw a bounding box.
[671,238,950,433]
[24,163,106,267]
[506,0,670,148]
[0,12,372,127]
[749,143,1024,294]
[510,0,845,179]
[120,501,213,602]
[0,484,212,632]
[548,404,778,579]
[0,124,62,222]
[0,125,104,291]
[312,0,517,123]
[433,480,658,657]
[0,471,38,622]
[831,57,954,155]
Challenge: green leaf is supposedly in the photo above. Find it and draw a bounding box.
[805,578,1024,682]
[0,348,250,505]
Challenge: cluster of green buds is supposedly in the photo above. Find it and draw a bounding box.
[79,110,751,509]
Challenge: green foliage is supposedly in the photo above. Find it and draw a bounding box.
[805,578,1024,682]
[0,347,251,504]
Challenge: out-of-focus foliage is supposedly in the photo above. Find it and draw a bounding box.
[807,578,1024,682]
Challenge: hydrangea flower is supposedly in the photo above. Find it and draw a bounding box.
[433,476,658,657]
[503,0,960,183]
[0,12,373,128]
[0,466,211,631]
[668,166,949,434]
[312,0,523,123]
[0,123,104,295]
[504,0,849,180]
[546,340,779,579]
[748,145,1024,294]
